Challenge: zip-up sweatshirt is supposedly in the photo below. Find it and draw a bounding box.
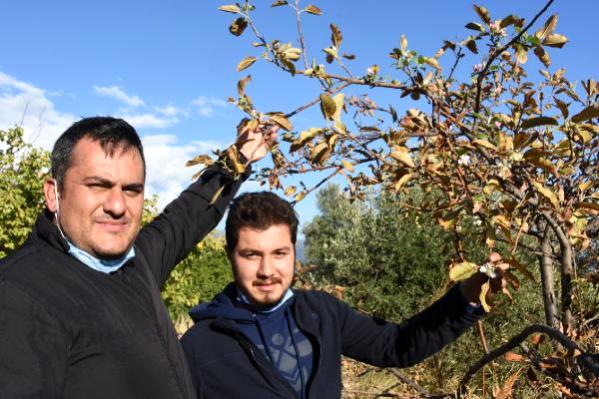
[181,282,484,398]
[0,165,243,399]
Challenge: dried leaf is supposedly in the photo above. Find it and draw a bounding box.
[465,40,478,54]
[186,154,214,167]
[229,17,248,36]
[341,160,354,172]
[533,181,560,209]
[534,46,550,68]
[449,261,479,282]
[304,4,322,15]
[479,281,491,312]
[473,139,497,151]
[271,0,288,7]
[465,22,484,32]
[500,14,517,29]
[521,116,558,129]
[543,34,568,48]
[535,14,558,40]
[571,104,599,123]
[473,4,491,25]
[554,98,569,119]
[400,34,408,51]
[237,75,252,96]
[505,257,536,282]
[394,173,413,191]
[330,24,342,48]
[332,93,344,123]
[515,45,527,64]
[505,352,525,362]
[284,185,297,196]
[209,185,227,205]
[268,114,293,131]
[236,56,257,72]
[390,146,415,168]
[319,93,337,120]
[218,4,241,13]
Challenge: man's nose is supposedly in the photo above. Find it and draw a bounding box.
[104,187,126,217]
[257,256,274,278]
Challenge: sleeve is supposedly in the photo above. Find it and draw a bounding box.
[337,284,483,368]
[0,279,70,397]
[135,164,246,287]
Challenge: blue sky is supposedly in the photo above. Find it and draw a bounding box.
[1,0,597,229]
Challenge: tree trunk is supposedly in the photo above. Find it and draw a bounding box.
[539,222,559,329]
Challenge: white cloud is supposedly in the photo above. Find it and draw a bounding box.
[93,85,145,107]
[191,96,228,117]
[0,72,77,150]
[155,105,188,118]
[142,134,223,209]
[118,112,178,129]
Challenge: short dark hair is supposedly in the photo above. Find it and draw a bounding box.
[51,116,146,192]
[225,191,299,251]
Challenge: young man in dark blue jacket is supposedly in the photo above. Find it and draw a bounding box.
[181,192,500,399]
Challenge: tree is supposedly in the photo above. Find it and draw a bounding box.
[188,1,598,396]
[0,127,50,258]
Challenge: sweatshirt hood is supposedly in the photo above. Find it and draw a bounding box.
[189,283,253,323]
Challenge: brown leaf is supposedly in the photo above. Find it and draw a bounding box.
[229,17,248,36]
[505,352,525,362]
[218,4,241,13]
[500,14,517,29]
[186,154,214,167]
[571,104,599,123]
[271,0,288,7]
[535,14,558,40]
[465,40,478,54]
[304,4,322,15]
[268,113,293,131]
[237,75,252,96]
[473,4,491,25]
[521,116,558,129]
[465,22,484,32]
[543,34,568,48]
[236,56,257,72]
[330,24,342,48]
[534,46,550,68]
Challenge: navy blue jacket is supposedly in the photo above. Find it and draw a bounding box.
[181,283,483,398]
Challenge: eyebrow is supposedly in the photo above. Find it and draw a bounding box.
[83,176,144,191]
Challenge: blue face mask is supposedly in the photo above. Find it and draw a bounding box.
[237,287,294,314]
[66,240,135,274]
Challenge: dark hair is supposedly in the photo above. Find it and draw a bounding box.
[225,191,299,251]
[51,116,146,192]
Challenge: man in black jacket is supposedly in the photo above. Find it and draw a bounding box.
[181,191,502,399]
[0,117,274,398]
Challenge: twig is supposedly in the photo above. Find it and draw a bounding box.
[387,368,435,398]
[457,324,599,398]
[473,0,555,113]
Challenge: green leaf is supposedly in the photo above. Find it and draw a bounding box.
[449,261,479,282]
[319,93,337,120]
[521,116,558,129]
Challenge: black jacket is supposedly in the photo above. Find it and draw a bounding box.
[180,283,483,399]
[0,165,242,399]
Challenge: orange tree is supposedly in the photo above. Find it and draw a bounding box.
[189,0,599,396]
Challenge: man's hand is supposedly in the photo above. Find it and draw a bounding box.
[236,120,279,164]
[459,252,508,308]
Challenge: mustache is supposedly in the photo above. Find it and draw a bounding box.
[253,277,282,286]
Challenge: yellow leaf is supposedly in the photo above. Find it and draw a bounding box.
[479,281,491,312]
[390,146,415,168]
[268,114,293,131]
[449,261,479,282]
[218,4,241,13]
[473,139,497,151]
[341,160,354,172]
[332,93,344,123]
[394,173,413,191]
[236,56,257,72]
[400,34,408,51]
[186,154,214,167]
[284,186,297,196]
[319,93,337,120]
[533,182,560,209]
[423,57,440,69]
[282,47,302,61]
[493,215,511,229]
[294,191,306,202]
[304,4,322,15]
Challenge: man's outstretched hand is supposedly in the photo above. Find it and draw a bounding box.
[236,119,279,164]
[459,252,509,310]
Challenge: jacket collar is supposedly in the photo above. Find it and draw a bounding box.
[31,210,70,254]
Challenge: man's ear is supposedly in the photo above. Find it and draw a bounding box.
[44,178,59,213]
